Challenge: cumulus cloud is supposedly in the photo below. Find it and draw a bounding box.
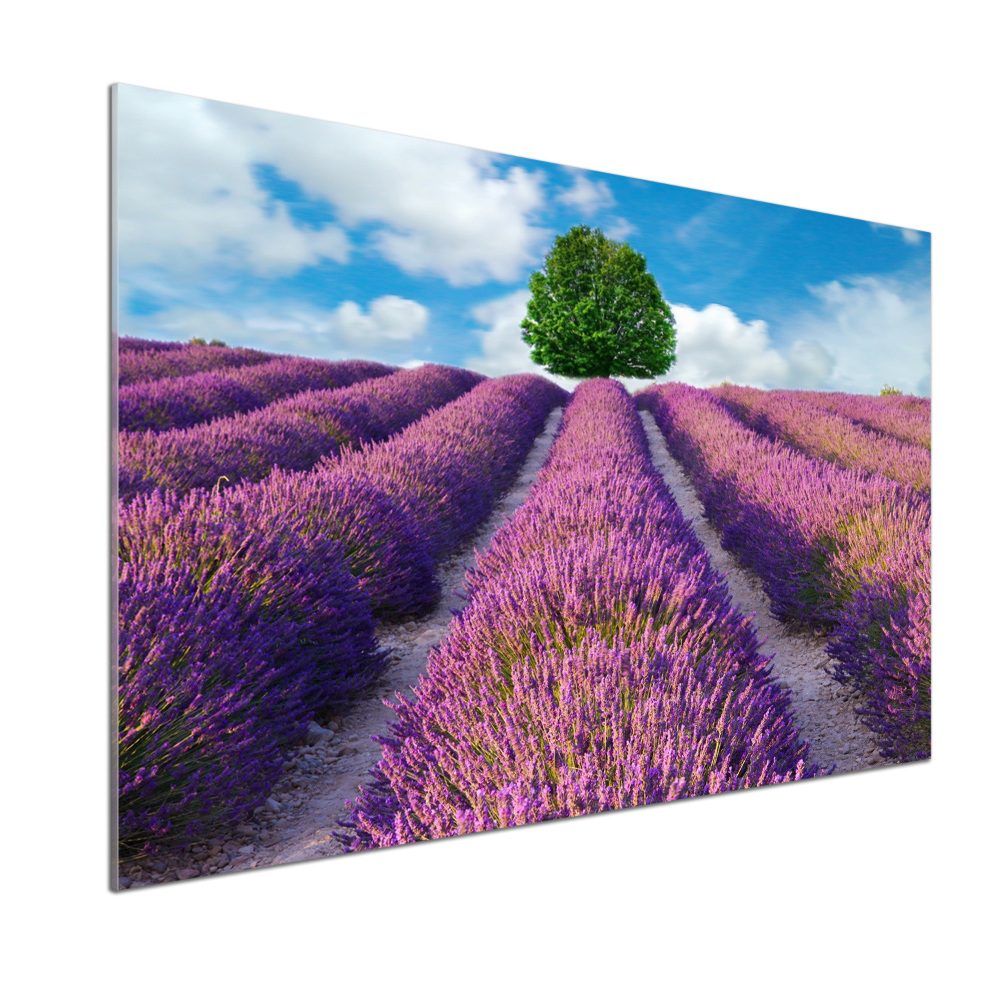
[659,303,834,389]
[324,295,428,344]
[656,275,930,394]
[463,290,577,389]
[115,88,350,284]
[464,290,537,376]
[122,295,429,360]
[555,168,615,215]
[117,85,553,290]
[791,275,931,394]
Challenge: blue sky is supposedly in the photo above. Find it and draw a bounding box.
[115,84,931,395]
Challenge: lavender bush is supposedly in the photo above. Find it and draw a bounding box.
[118,341,276,385]
[342,380,814,852]
[118,336,189,352]
[827,537,931,760]
[711,384,930,492]
[118,370,566,856]
[638,382,930,760]
[119,357,394,432]
[118,364,482,502]
[325,373,568,560]
[798,390,931,450]
[240,373,568,619]
[118,486,387,857]
[237,470,440,620]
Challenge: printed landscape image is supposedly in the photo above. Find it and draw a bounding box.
[114,84,931,889]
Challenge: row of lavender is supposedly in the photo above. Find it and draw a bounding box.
[341,380,815,851]
[118,335,190,352]
[638,383,930,761]
[118,364,482,502]
[710,384,930,493]
[254,370,568,623]
[873,392,930,415]
[119,339,276,386]
[120,356,396,432]
[804,390,931,450]
[118,373,565,857]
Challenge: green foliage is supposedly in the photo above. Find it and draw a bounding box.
[521,225,677,379]
[208,339,227,347]
[188,337,208,346]
[880,383,903,396]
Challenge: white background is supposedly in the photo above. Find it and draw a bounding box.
[4,2,995,996]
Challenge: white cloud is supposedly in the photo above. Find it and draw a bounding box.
[657,303,834,389]
[463,290,578,389]
[325,295,428,344]
[656,275,930,395]
[792,275,931,394]
[122,295,429,360]
[115,88,350,283]
[116,85,553,290]
[604,216,638,242]
[463,290,536,375]
[555,168,615,215]
[364,163,546,284]
[870,221,924,246]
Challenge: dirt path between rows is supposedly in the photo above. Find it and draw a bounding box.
[119,407,565,889]
[640,411,885,775]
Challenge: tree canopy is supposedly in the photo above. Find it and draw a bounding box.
[520,225,676,379]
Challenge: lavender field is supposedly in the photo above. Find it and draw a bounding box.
[116,339,930,886]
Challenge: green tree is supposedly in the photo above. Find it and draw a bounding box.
[521,225,676,379]
[880,382,903,396]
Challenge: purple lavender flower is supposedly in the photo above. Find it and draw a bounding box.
[118,341,276,385]
[119,357,395,432]
[117,368,568,857]
[118,364,483,501]
[710,383,930,493]
[341,379,815,852]
[637,382,930,761]
[118,485,386,856]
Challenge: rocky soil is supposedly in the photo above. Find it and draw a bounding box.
[118,403,888,890]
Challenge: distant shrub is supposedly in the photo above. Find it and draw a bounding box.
[188,337,208,346]
[208,339,227,347]
[880,383,903,396]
